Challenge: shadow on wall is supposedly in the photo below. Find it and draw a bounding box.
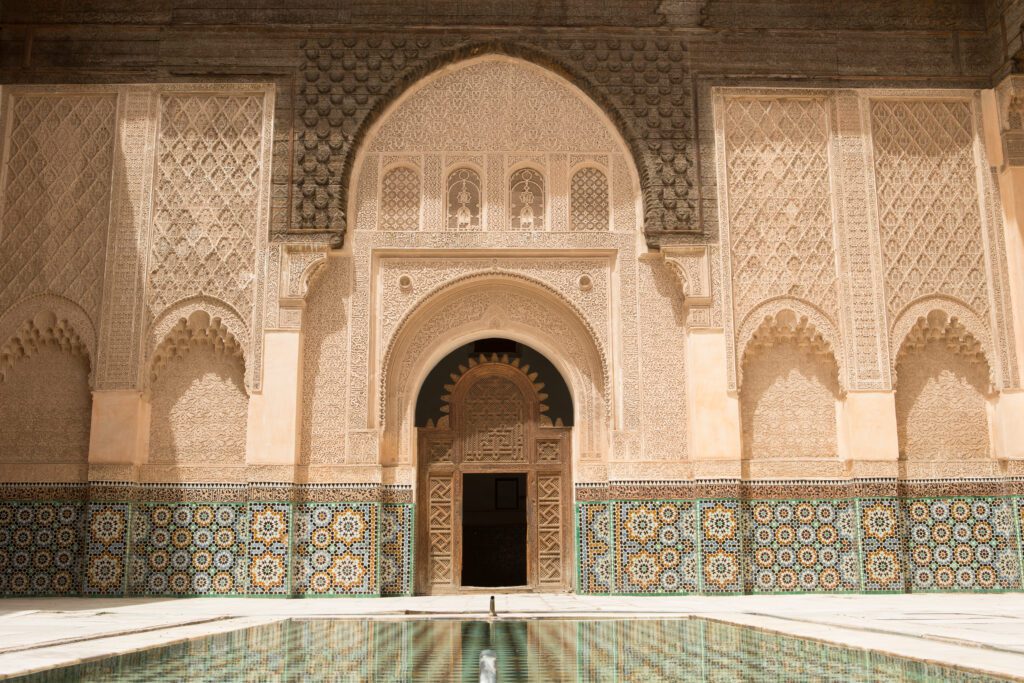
[0,343,91,467]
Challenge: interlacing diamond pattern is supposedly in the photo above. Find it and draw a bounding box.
[570,167,609,231]
[724,98,838,319]
[537,474,563,586]
[0,94,117,320]
[463,376,526,462]
[149,94,264,320]
[870,100,988,320]
[379,167,420,230]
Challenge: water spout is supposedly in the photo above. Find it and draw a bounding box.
[479,649,497,683]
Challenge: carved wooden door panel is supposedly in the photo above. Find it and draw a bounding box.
[416,355,571,594]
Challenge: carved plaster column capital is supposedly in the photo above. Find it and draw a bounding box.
[660,245,713,327]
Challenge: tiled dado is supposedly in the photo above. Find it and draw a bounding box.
[576,494,1024,595]
[0,492,415,598]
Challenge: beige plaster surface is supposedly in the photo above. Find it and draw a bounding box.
[87,390,148,465]
[1,595,1023,679]
[686,329,741,461]
[246,329,303,466]
[839,390,900,461]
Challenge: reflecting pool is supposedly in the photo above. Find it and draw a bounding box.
[12,618,1008,681]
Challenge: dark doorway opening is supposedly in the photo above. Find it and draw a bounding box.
[461,473,527,587]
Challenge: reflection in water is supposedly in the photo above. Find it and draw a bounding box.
[13,618,1005,682]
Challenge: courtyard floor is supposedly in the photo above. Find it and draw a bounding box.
[1,593,1023,679]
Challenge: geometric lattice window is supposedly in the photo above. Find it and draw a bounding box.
[570,167,609,231]
[509,168,545,231]
[379,166,420,231]
[446,167,481,231]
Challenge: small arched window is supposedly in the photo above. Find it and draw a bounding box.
[379,166,420,231]
[509,168,545,231]
[570,167,610,231]
[446,168,482,231]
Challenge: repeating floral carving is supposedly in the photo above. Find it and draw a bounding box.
[895,311,993,461]
[570,167,609,231]
[0,93,117,332]
[379,166,420,231]
[351,58,642,235]
[870,99,988,323]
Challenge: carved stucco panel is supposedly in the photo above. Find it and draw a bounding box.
[869,97,988,321]
[301,257,351,465]
[96,87,159,389]
[369,59,618,154]
[382,280,607,466]
[0,90,117,346]
[351,58,641,236]
[377,257,610,353]
[636,257,687,461]
[714,90,842,390]
[146,86,274,391]
[832,91,889,390]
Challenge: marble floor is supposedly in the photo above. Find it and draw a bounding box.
[1,593,1023,679]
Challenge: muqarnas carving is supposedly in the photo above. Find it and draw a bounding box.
[895,310,993,460]
[741,310,841,459]
[148,311,248,466]
[0,312,92,469]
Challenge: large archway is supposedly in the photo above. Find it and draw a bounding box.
[415,339,573,593]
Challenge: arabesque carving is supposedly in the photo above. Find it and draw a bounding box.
[149,310,245,386]
[0,91,117,337]
[895,310,993,461]
[741,310,841,460]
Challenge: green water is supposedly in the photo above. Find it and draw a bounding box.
[13,618,1008,682]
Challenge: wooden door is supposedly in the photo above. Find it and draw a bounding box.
[416,354,571,594]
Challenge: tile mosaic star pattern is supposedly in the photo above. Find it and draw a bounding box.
[857,498,905,591]
[293,502,378,596]
[614,501,698,594]
[576,502,613,594]
[129,502,248,596]
[0,501,83,595]
[380,503,414,596]
[83,502,130,596]
[905,498,1021,592]
[700,500,745,593]
[747,500,859,593]
[248,503,291,595]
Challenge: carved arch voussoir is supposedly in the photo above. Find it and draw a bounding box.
[891,296,996,391]
[380,270,609,426]
[0,294,96,386]
[146,296,249,390]
[332,42,653,243]
[736,297,845,392]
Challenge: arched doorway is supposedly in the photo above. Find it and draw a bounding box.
[415,339,572,594]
